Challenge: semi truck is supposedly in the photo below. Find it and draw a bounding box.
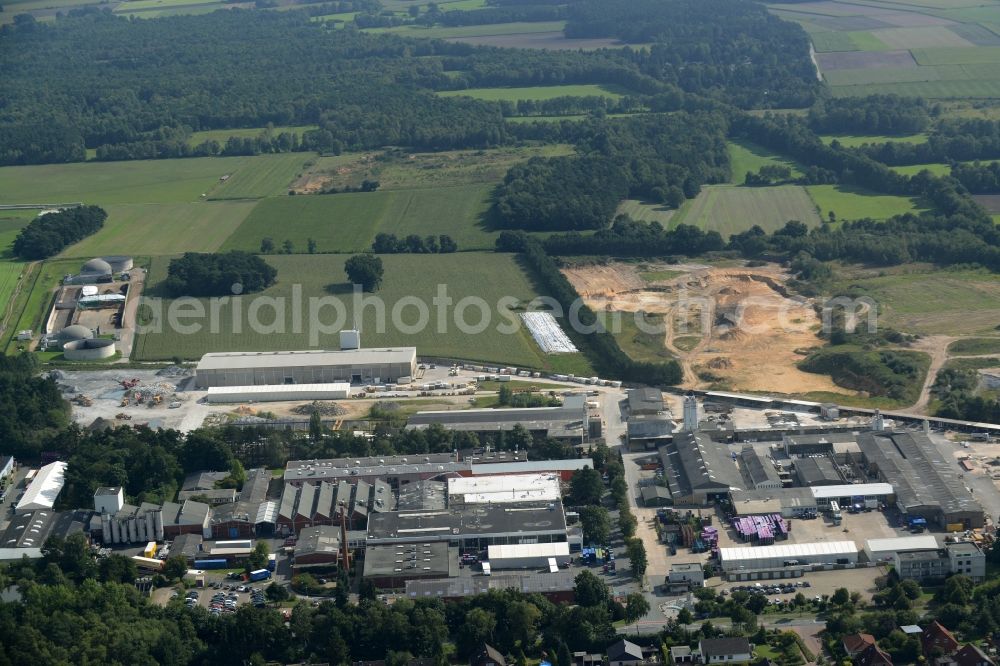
[829,501,842,525]
[249,569,271,582]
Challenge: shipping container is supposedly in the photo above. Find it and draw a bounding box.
[267,553,277,571]
[194,559,229,570]
[132,556,164,571]
[249,569,271,582]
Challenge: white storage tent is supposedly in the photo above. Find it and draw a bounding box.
[719,540,858,572]
[15,461,68,513]
[487,542,571,569]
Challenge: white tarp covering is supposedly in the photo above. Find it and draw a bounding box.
[15,461,67,512]
[521,312,578,354]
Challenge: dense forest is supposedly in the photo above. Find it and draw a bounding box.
[0,0,818,166]
[0,356,70,461]
[493,113,729,230]
[12,206,107,260]
[161,252,278,297]
[807,95,933,136]
[854,117,1000,166]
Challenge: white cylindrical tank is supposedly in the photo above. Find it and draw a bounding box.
[145,513,156,542]
[137,516,147,542]
[127,517,138,543]
[111,518,121,544]
[153,510,164,541]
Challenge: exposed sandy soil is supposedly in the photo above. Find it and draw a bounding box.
[562,261,851,396]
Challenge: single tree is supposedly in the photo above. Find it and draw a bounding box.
[162,555,188,581]
[624,592,650,624]
[677,607,694,625]
[579,505,611,544]
[260,237,274,253]
[573,570,609,607]
[282,239,294,254]
[344,254,384,292]
[626,538,647,579]
[569,467,603,505]
[309,410,323,441]
[307,237,317,254]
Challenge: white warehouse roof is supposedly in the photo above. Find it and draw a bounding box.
[720,540,857,563]
[16,461,68,512]
[866,535,939,554]
[204,383,351,403]
[811,483,894,499]
[470,459,594,476]
[488,542,570,560]
[197,348,416,371]
[448,473,561,505]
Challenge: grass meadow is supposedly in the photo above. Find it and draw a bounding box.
[0,155,300,205]
[820,133,928,148]
[806,184,926,221]
[220,184,495,253]
[672,185,822,236]
[59,201,257,258]
[186,126,318,147]
[439,84,629,102]
[132,252,588,370]
[616,199,676,225]
[948,337,1000,355]
[827,266,1000,336]
[727,140,804,183]
[365,20,566,38]
[0,211,34,315]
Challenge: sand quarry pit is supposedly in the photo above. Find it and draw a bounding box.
[561,262,850,395]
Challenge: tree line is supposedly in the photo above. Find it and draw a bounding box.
[855,116,1000,166]
[12,206,107,260]
[497,232,682,386]
[807,95,933,136]
[371,233,458,254]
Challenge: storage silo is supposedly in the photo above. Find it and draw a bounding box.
[153,509,164,541]
[110,517,121,544]
[102,512,112,545]
[137,515,147,542]
[127,517,138,543]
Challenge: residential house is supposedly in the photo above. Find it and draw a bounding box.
[471,644,506,666]
[923,621,961,657]
[843,634,878,658]
[855,644,893,666]
[951,644,995,666]
[573,652,603,666]
[608,640,645,666]
[698,638,753,664]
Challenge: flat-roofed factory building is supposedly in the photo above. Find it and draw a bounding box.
[195,348,417,389]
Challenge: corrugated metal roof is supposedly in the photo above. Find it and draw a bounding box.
[865,535,939,553]
[197,348,415,371]
[720,540,857,562]
[488,542,570,560]
[206,383,350,396]
[468,459,593,475]
[811,483,894,499]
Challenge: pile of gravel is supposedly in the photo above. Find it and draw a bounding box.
[156,365,190,377]
[291,401,347,416]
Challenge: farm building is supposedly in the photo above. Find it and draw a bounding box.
[194,347,417,389]
[15,461,68,513]
[856,430,985,528]
[658,431,744,504]
[719,540,858,576]
[446,474,561,507]
[204,383,350,403]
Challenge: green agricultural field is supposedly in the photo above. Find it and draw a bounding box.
[132,252,587,370]
[0,211,34,313]
[829,79,1000,98]
[891,163,951,176]
[672,185,822,236]
[948,337,1000,355]
[0,156,289,205]
[616,199,676,225]
[295,145,574,192]
[207,153,310,200]
[806,184,925,221]
[187,126,318,147]
[912,46,1000,66]
[439,84,628,102]
[727,140,804,184]
[221,184,495,253]
[820,133,928,148]
[59,201,256,258]
[2,258,81,352]
[366,20,566,38]
[639,269,684,283]
[826,266,1000,336]
[811,31,889,52]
